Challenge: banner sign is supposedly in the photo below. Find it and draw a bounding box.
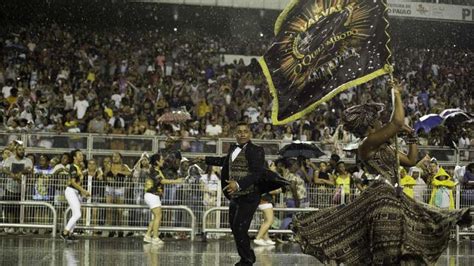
[387,1,474,23]
[134,0,473,23]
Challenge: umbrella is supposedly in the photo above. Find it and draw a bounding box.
[442,111,473,127]
[278,142,325,158]
[439,108,464,119]
[157,109,191,123]
[256,169,291,194]
[414,114,443,134]
[343,140,360,151]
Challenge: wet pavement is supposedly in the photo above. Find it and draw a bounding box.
[0,234,473,265]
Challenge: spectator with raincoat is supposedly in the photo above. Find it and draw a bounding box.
[399,167,417,199]
[429,168,456,209]
[409,166,427,203]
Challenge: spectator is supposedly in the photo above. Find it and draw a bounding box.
[332,162,353,204]
[0,148,13,168]
[200,165,220,237]
[108,111,126,130]
[86,158,104,235]
[130,153,151,229]
[53,153,71,174]
[2,79,13,98]
[327,154,340,175]
[62,87,74,112]
[258,124,275,140]
[281,126,294,142]
[204,117,222,153]
[87,111,109,134]
[399,167,417,199]
[276,158,307,242]
[196,98,212,119]
[33,154,53,198]
[32,154,53,233]
[64,112,81,133]
[103,152,131,237]
[409,166,427,203]
[429,168,456,209]
[73,92,89,120]
[1,145,33,230]
[309,161,334,207]
[296,157,314,185]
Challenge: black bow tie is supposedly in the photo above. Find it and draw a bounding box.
[236,143,246,149]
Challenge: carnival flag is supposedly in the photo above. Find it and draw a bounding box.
[260,0,392,125]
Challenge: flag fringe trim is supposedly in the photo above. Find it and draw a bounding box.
[274,0,301,36]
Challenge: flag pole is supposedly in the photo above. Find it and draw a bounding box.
[383,0,400,187]
[389,73,401,187]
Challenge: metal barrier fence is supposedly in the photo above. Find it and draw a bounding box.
[63,204,196,241]
[1,132,472,166]
[202,207,319,235]
[0,200,57,237]
[0,172,473,241]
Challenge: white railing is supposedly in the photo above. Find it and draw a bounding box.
[64,203,196,240]
[202,207,319,235]
[0,201,58,237]
[1,132,471,165]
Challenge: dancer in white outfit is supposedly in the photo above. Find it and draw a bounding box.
[61,149,90,241]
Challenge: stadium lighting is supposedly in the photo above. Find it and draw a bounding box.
[174,27,178,32]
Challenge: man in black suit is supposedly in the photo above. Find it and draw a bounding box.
[203,122,265,265]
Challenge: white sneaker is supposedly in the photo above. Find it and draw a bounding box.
[253,239,268,246]
[152,237,164,245]
[143,235,152,243]
[264,239,276,245]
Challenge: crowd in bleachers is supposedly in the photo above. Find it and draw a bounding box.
[0,22,472,153]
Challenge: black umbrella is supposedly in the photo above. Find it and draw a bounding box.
[442,111,473,127]
[278,142,326,158]
[256,169,291,194]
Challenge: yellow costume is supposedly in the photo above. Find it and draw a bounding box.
[400,174,417,199]
[429,168,456,209]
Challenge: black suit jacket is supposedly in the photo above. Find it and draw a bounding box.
[205,141,265,199]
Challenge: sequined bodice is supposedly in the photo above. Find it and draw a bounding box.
[362,144,398,185]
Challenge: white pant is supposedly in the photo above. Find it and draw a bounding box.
[65,187,82,232]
